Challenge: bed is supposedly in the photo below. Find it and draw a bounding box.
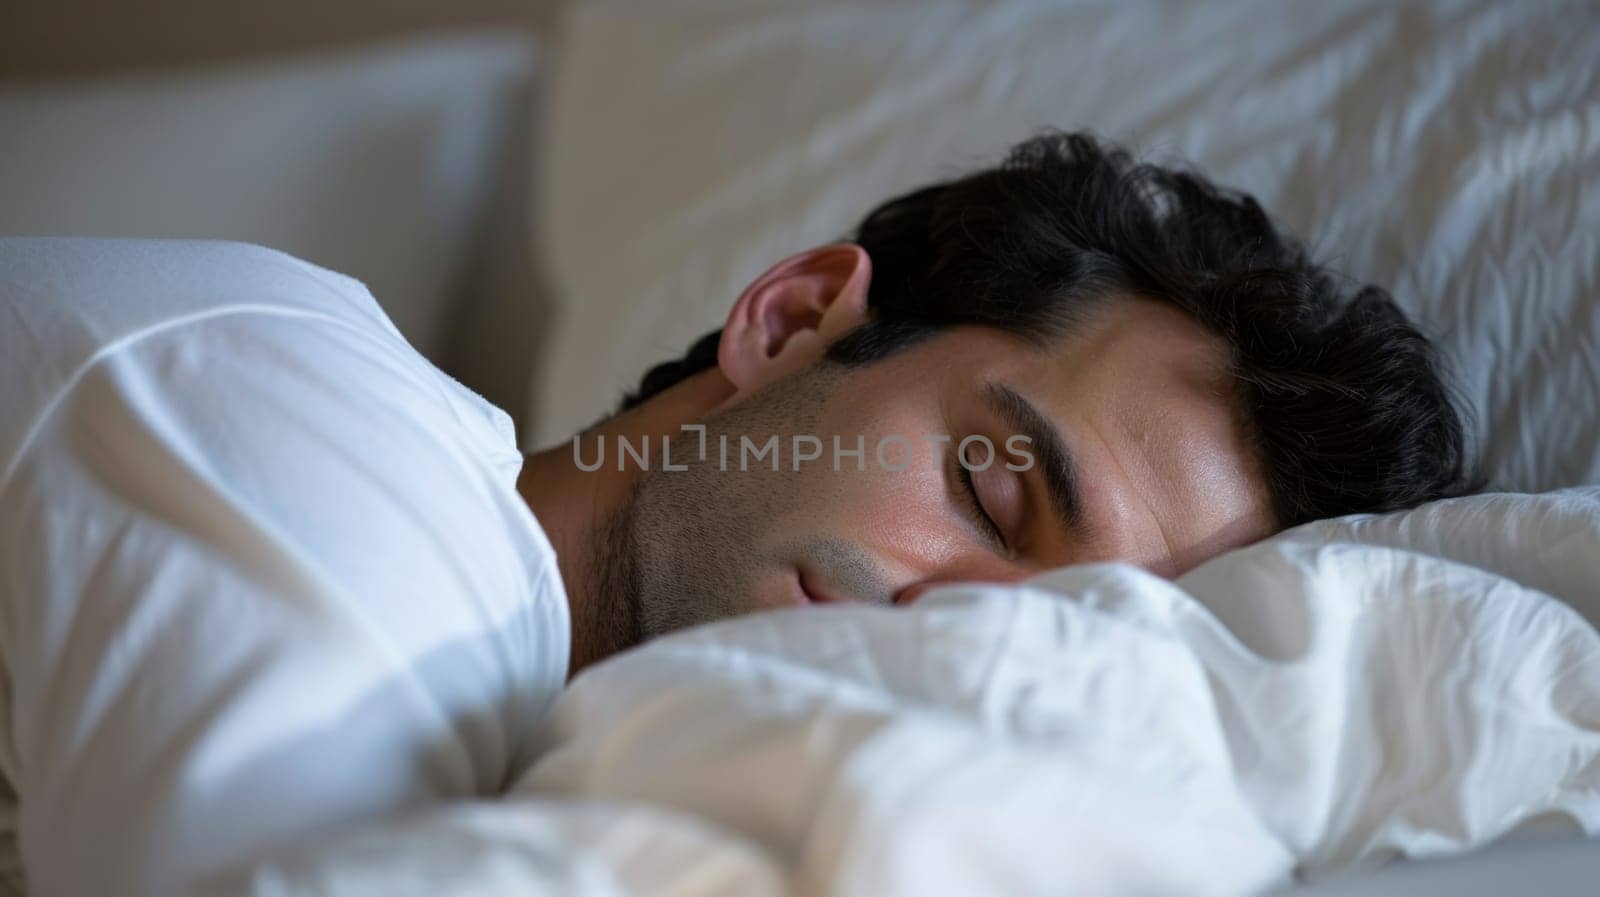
[3,1,1598,894]
[245,2,1600,893]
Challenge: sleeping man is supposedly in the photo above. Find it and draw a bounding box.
[0,132,1474,895]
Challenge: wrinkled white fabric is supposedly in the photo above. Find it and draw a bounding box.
[0,238,571,897]
[226,802,782,897]
[237,489,1600,896]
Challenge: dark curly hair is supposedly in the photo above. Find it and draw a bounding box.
[620,131,1478,528]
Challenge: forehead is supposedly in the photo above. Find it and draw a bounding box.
[934,297,1273,573]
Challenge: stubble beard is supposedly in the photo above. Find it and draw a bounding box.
[583,363,844,661]
[576,482,646,672]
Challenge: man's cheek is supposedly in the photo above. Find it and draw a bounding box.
[834,465,974,579]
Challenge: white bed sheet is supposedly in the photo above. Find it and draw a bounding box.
[226,488,1600,896]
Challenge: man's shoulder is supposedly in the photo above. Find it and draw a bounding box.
[0,236,393,333]
[1,236,556,636]
[1,239,569,724]
[0,237,408,480]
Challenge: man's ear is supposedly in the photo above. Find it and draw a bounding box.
[716,243,872,394]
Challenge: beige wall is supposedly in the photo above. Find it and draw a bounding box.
[1,0,559,80]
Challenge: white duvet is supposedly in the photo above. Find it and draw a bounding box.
[230,488,1600,896]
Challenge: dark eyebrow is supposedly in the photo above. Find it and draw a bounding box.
[983,381,1089,537]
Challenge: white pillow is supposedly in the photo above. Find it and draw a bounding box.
[0,34,538,368]
[506,489,1600,893]
[219,490,1600,896]
[535,0,1600,492]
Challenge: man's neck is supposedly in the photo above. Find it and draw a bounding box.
[517,368,735,676]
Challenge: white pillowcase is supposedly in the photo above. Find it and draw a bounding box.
[0,34,538,367]
[535,0,1600,492]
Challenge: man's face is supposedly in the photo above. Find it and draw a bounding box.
[608,295,1275,639]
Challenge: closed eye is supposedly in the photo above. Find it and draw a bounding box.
[958,458,1006,549]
